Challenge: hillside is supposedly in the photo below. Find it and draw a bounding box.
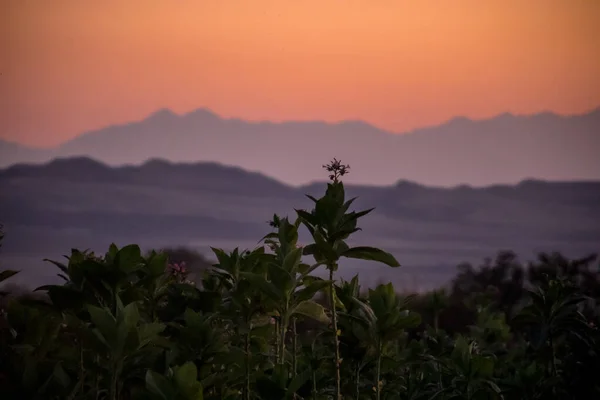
[1,107,599,186]
[1,157,599,289]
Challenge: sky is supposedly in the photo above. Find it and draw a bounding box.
[1,0,599,148]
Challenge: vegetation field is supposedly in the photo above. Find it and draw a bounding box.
[1,161,598,399]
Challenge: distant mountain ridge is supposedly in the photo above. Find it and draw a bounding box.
[0,157,294,197]
[1,156,599,289]
[1,107,599,186]
[5,155,599,191]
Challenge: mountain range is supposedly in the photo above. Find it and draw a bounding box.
[1,157,599,290]
[1,107,599,187]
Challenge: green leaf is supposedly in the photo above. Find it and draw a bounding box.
[295,209,317,233]
[313,230,338,262]
[88,305,118,348]
[240,272,283,302]
[451,336,471,371]
[341,246,400,267]
[37,285,85,311]
[0,269,19,283]
[325,181,345,206]
[120,301,140,328]
[267,261,293,286]
[474,356,495,378]
[330,227,362,242]
[256,377,287,400]
[301,244,319,257]
[315,196,340,226]
[138,322,166,348]
[290,300,330,323]
[282,247,303,272]
[44,258,69,275]
[286,369,312,397]
[277,217,299,247]
[305,194,319,203]
[260,232,279,244]
[115,244,142,273]
[106,243,119,262]
[79,258,109,276]
[147,252,168,276]
[484,379,502,394]
[174,362,198,392]
[146,370,175,400]
[347,208,374,222]
[210,247,229,269]
[294,280,330,303]
[52,362,71,388]
[397,312,421,329]
[298,261,325,275]
[341,196,358,213]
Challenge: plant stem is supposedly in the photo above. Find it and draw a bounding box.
[375,343,382,400]
[245,332,251,400]
[275,317,281,363]
[355,363,360,400]
[292,317,297,377]
[312,370,318,400]
[279,316,287,365]
[549,334,558,381]
[78,343,84,398]
[329,266,341,400]
[95,355,100,400]
[109,361,118,400]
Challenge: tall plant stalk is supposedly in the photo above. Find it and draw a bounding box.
[329,266,342,400]
[292,317,298,376]
[78,343,85,398]
[312,370,318,400]
[375,343,383,400]
[279,316,287,365]
[245,332,251,400]
[355,363,361,400]
[296,159,400,400]
[109,361,119,400]
[275,317,281,363]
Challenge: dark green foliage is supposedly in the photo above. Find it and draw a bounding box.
[0,160,599,399]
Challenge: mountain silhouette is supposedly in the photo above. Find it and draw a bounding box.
[1,107,599,186]
[1,157,599,289]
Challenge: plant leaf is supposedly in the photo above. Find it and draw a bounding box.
[174,361,198,392]
[341,246,400,267]
[240,272,283,303]
[115,244,143,273]
[146,370,175,400]
[295,280,330,303]
[88,305,118,348]
[147,252,168,276]
[0,269,19,283]
[290,300,330,323]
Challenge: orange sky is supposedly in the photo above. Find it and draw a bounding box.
[1,0,599,147]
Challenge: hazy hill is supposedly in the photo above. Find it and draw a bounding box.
[1,107,599,187]
[1,157,599,289]
[0,139,52,166]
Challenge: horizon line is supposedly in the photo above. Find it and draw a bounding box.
[2,105,599,151]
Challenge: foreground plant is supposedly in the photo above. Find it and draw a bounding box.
[0,225,19,300]
[296,158,401,399]
[250,216,330,364]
